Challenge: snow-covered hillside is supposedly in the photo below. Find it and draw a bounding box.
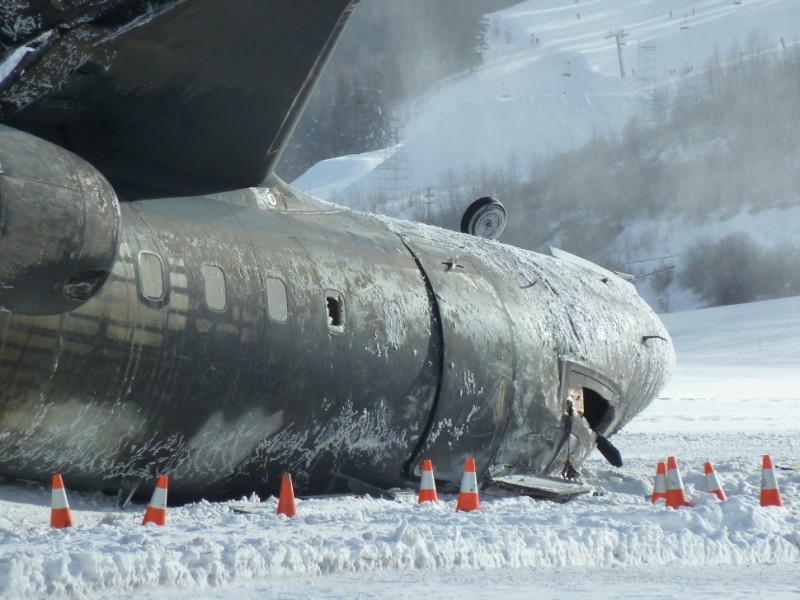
[1,296,799,599]
[293,0,800,313]
[295,0,798,200]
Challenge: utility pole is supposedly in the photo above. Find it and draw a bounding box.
[423,186,437,223]
[606,28,629,78]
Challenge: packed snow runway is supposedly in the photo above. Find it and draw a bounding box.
[1,296,799,599]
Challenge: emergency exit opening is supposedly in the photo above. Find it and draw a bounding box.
[581,387,612,435]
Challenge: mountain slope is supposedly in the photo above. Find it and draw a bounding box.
[293,0,800,311]
[296,0,798,198]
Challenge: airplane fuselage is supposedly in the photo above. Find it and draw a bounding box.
[0,172,673,501]
[0,0,674,502]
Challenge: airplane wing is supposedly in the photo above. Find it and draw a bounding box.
[0,0,358,197]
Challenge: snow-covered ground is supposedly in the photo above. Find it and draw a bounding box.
[1,295,798,599]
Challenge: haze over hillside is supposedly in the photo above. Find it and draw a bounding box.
[289,0,800,312]
[278,0,519,181]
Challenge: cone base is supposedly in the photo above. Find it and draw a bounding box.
[50,508,73,529]
[710,489,727,502]
[418,491,438,503]
[142,508,166,526]
[456,492,480,512]
[277,500,297,517]
[760,491,783,507]
[665,492,691,509]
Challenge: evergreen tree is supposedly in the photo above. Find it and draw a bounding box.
[279,0,518,180]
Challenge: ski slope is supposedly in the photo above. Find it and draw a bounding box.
[293,0,800,316]
[294,0,799,203]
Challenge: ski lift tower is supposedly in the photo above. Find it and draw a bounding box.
[636,39,660,125]
[606,28,629,78]
[377,111,413,206]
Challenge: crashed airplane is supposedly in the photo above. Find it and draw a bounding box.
[0,0,674,502]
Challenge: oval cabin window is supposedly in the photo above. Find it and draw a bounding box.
[203,264,227,311]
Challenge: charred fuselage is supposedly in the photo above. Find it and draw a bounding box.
[0,1,674,501]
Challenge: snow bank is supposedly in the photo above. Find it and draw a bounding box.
[1,482,798,599]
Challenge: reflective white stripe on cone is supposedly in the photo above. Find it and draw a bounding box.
[760,454,783,507]
[418,459,438,503]
[704,461,726,501]
[651,461,667,504]
[50,473,73,529]
[142,474,168,526]
[456,457,480,512]
[665,456,690,509]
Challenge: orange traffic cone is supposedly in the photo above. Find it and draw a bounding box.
[651,461,667,504]
[276,472,297,517]
[142,474,168,526]
[418,459,438,503]
[50,473,74,529]
[759,454,783,507]
[704,461,726,501]
[665,456,690,509]
[455,457,480,512]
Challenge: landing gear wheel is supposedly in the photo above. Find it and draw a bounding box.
[460,197,507,240]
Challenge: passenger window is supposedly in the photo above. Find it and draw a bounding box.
[203,265,227,311]
[139,252,164,300]
[265,277,288,322]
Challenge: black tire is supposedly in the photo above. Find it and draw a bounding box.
[460,197,507,240]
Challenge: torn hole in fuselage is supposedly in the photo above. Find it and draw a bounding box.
[326,291,345,333]
[567,386,613,435]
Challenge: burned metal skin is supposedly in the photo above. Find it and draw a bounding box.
[0,1,675,501]
[0,160,674,500]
